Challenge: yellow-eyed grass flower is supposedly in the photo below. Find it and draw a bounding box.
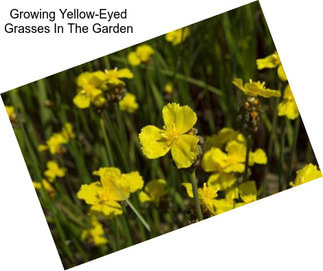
[139,103,200,169]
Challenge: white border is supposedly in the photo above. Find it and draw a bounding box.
[1,0,323,270]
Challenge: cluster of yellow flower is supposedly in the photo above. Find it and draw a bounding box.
[73,68,138,112]
[33,160,66,196]
[76,167,169,245]
[256,51,299,120]
[38,122,75,155]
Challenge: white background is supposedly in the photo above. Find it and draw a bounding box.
[0,0,322,270]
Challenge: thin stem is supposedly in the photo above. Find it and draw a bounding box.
[190,170,203,221]
[112,183,151,232]
[262,98,279,195]
[279,122,286,190]
[99,117,114,166]
[288,117,300,181]
[243,134,250,182]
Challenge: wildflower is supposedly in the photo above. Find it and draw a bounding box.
[44,160,66,181]
[128,44,154,66]
[73,71,107,109]
[256,51,287,82]
[33,179,55,196]
[233,78,281,98]
[278,84,299,120]
[207,172,237,190]
[164,83,174,95]
[139,103,200,169]
[61,122,76,141]
[38,123,75,155]
[166,27,190,46]
[77,167,144,217]
[204,128,245,151]
[139,179,167,205]
[39,133,67,154]
[182,182,220,215]
[119,93,139,113]
[105,68,133,86]
[82,217,108,246]
[202,140,267,173]
[290,163,322,187]
[5,106,17,122]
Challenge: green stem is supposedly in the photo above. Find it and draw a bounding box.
[279,122,286,190]
[190,170,203,221]
[288,117,300,181]
[263,98,279,195]
[99,117,114,166]
[243,134,250,182]
[112,183,151,232]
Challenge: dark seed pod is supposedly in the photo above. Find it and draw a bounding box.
[238,96,261,134]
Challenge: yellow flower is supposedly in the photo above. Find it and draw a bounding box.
[290,163,322,187]
[202,140,267,173]
[139,103,200,169]
[81,217,108,246]
[139,179,167,205]
[256,51,287,82]
[183,182,220,215]
[166,27,190,46]
[204,128,245,151]
[33,179,55,196]
[278,84,299,120]
[119,93,139,113]
[5,106,16,122]
[232,78,281,98]
[128,44,155,66]
[128,52,140,66]
[44,160,66,182]
[164,83,174,95]
[44,133,68,154]
[73,71,107,109]
[105,68,133,85]
[207,172,237,190]
[77,167,144,217]
[38,123,75,154]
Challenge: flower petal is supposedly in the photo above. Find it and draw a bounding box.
[139,125,170,159]
[73,92,91,109]
[162,103,197,134]
[171,134,199,169]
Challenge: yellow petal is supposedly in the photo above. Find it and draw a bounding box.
[122,171,144,193]
[256,52,280,70]
[202,148,228,172]
[278,100,299,120]
[182,182,194,198]
[162,103,197,134]
[73,92,91,109]
[171,134,200,169]
[290,163,322,187]
[117,68,134,79]
[77,182,101,205]
[91,201,122,217]
[249,149,267,165]
[139,125,170,159]
[128,52,141,66]
[239,181,257,203]
[277,64,287,82]
[136,44,154,62]
[139,191,152,203]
